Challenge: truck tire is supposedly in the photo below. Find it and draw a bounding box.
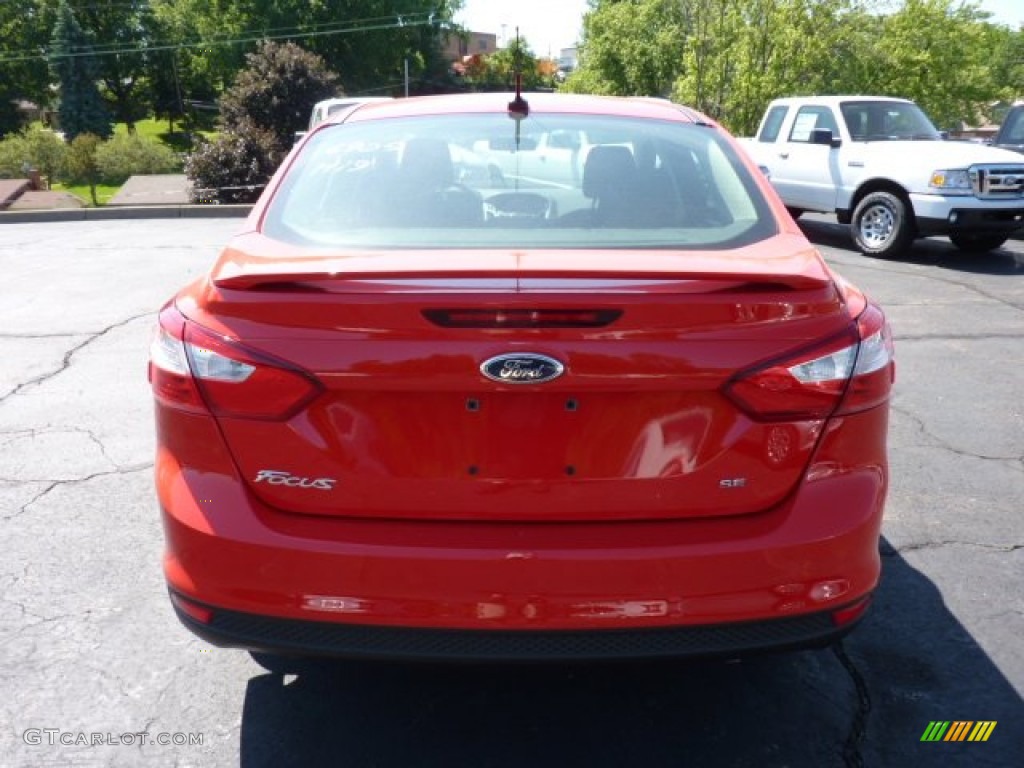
[785,207,804,220]
[948,232,1008,253]
[851,191,913,258]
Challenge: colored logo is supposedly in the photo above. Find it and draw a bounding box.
[920,721,996,742]
[480,353,564,384]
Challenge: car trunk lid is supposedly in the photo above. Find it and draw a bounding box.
[182,234,850,522]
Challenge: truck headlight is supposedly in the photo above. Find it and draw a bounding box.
[929,169,971,193]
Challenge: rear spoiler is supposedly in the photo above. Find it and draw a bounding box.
[210,234,834,291]
[213,268,831,293]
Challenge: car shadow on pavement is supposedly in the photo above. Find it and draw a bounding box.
[237,538,1023,768]
[798,218,1024,276]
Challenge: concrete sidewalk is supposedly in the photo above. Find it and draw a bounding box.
[107,174,190,206]
[0,204,251,223]
[0,179,31,208]
[0,173,246,222]
[0,172,252,222]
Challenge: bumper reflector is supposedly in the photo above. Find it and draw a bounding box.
[170,592,214,625]
[831,596,872,628]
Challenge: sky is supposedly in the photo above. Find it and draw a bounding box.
[456,0,1024,60]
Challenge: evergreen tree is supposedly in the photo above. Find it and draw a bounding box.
[48,0,111,141]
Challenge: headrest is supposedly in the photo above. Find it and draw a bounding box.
[583,145,636,198]
[400,138,454,186]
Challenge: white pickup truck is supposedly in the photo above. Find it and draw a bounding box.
[739,96,1024,257]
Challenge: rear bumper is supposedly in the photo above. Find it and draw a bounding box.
[172,595,865,661]
[157,405,888,658]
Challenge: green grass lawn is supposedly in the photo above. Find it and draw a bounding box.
[115,117,217,153]
[51,182,122,207]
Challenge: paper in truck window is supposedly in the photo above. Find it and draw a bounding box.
[790,112,819,142]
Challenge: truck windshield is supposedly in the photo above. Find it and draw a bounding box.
[840,100,941,141]
[1000,108,1024,143]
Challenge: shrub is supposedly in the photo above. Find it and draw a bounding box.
[184,124,281,204]
[24,126,67,186]
[0,127,67,185]
[95,132,180,184]
[64,133,102,205]
[185,41,338,204]
[0,134,30,178]
[220,41,340,150]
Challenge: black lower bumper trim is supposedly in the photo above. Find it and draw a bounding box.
[172,598,862,661]
[917,208,1024,236]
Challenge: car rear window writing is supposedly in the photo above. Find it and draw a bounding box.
[263,113,777,250]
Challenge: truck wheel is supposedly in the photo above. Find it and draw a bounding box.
[851,191,912,258]
[948,232,1008,253]
[785,207,804,220]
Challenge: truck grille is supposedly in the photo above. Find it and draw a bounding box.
[969,165,1024,198]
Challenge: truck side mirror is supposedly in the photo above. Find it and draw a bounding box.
[810,128,841,148]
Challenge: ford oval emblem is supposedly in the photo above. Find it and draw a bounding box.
[481,353,564,384]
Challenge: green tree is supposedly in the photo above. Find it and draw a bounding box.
[674,0,744,120]
[64,132,103,204]
[0,82,24,140]
[564,0,686,97]
[460,38,548,91]
[0,1,53,137]
[151,0,461,102]
[71,0,159,132]
[873,0,1004,130]
[987,24,1024,120]
[711,0,877,134]
[570,0,1006,137]
[49,0,112,141]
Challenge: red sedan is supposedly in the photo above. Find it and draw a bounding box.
[150,93,893,661]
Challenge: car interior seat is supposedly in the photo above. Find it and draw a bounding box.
[392,137,482,227]
[579,145,641,226]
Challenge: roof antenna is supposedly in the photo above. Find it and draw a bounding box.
[507,27,529,119]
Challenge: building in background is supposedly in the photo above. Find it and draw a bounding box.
[558,47,579,74]
[443,31,498,62]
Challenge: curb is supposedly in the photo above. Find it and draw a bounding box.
[0,204,253,224]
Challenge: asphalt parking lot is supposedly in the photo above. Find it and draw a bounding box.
[0,217,1021,767]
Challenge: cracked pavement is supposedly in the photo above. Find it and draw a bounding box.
[1,218,1021,767]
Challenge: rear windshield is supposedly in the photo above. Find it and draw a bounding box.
[263,113,777,250]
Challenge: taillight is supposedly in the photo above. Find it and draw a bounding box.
[725,303,894,421]
[149,304,321,420]
[835,303,895,416]
[169,591,214,625]
[149,306,206,414]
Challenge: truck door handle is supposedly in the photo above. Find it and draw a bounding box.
[778,152,789,159]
